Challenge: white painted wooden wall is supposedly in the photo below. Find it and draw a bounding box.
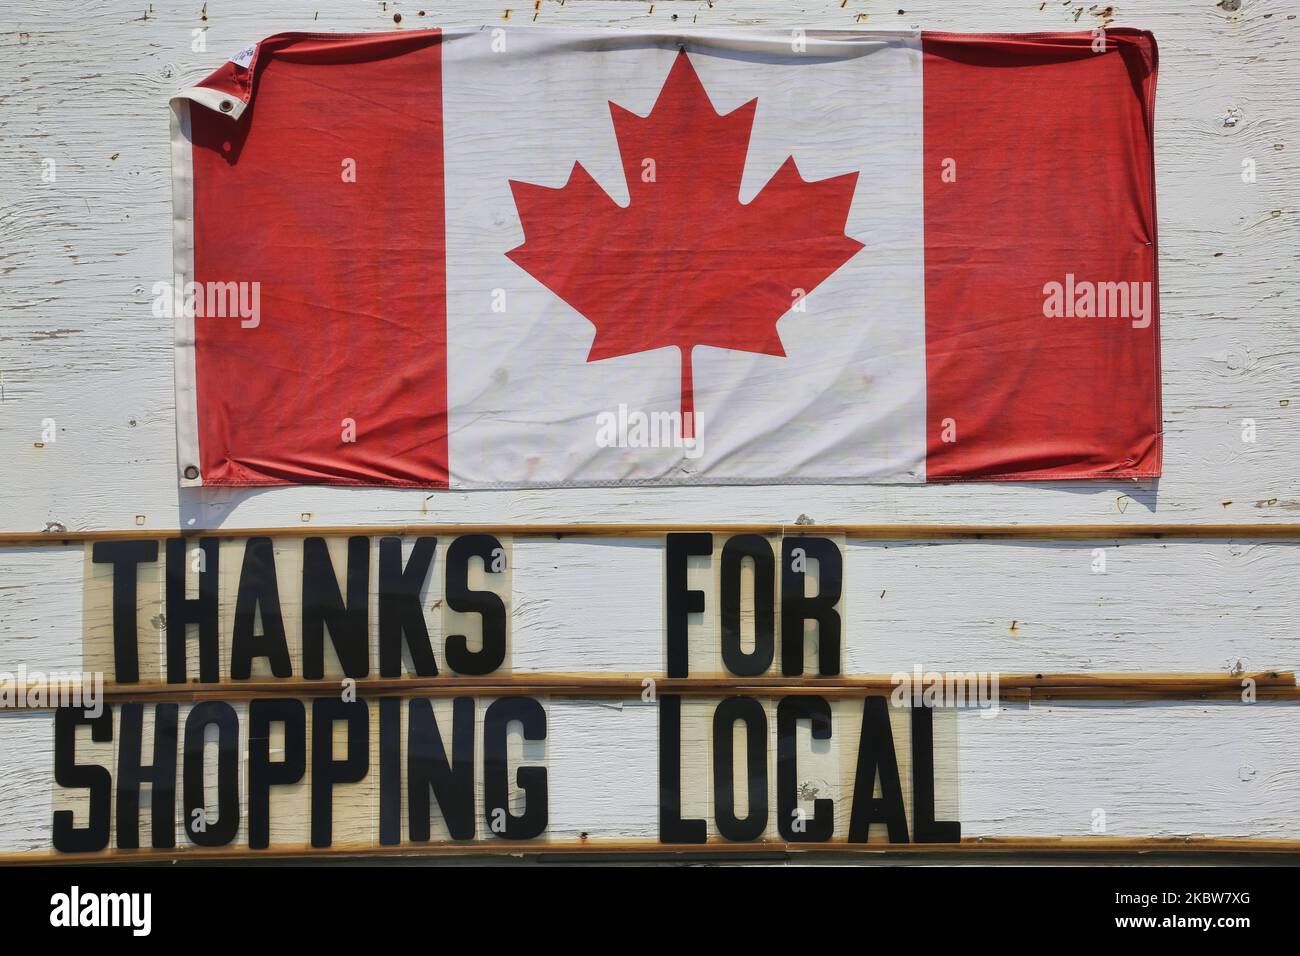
[0,0,1297,857]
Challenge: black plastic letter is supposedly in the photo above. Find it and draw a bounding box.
[165,537,220,684]
[483,697,547,840]
[658,695,706,843]
[116,703,178,849]
[247,699,306,849]
[408,697,476,841]
[52,706,113,853]
[712,697,768,841]
[665,533,712,678]
[444,535,507,675]
[302,536,370,680]
[91,540,158,683]
[776,695,833,842]
[230,537,292,680]
[780,537,842,676]
[848,696,909,843]
[378,536,439,677]
[182,700,240,846]
[720,535,775,676]
[310,698,369,847]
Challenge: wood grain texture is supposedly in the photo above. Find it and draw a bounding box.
[0,0,1297,858]
[0,1,1296,532]
[1,700,1297,855]
[2,537,1297,677]
[7,838,1300,865]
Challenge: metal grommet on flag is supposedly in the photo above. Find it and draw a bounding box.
[183,465,199,480]
[218,99,234,113]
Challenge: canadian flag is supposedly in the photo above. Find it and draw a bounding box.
[170,28,1160,488]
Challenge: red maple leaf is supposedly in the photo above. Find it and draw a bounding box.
[506,50,864,437]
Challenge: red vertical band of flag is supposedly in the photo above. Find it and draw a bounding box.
[189,30,449,485]
[921,30,1161,480]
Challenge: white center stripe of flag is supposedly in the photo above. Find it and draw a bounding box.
[441,30,927,488]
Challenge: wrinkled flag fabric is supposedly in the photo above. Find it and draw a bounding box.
[169,28,1160,488]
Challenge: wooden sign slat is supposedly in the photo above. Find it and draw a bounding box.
[4,698,1299,858]
[2,522,1299,548]
[1,672,1295,708]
